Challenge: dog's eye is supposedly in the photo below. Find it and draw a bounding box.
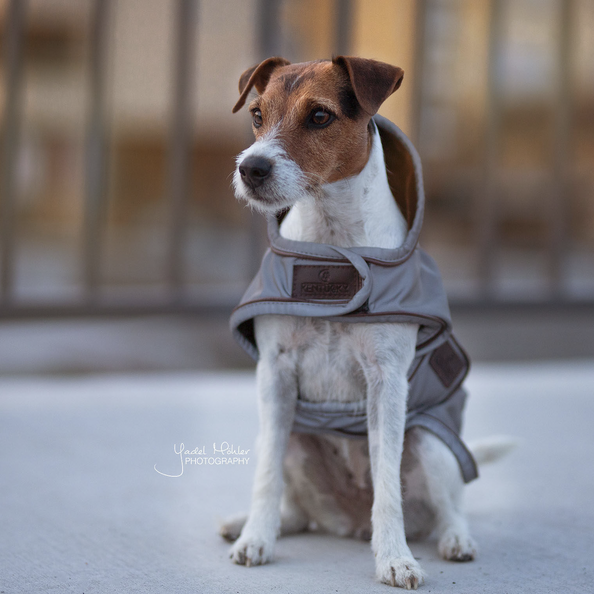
[252,109,263,128]
[309,109,334,128]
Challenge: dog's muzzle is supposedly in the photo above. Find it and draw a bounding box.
[238,156,272,189]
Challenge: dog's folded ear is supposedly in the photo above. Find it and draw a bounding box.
[232,57,291,113]
[333,56,404,116]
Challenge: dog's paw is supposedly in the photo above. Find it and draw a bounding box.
[438,530,477,562]
[229,533,275,567]
[376,556,424,590]
[218,513,248,542]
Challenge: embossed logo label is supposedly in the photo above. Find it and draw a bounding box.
[318,269,331,282]
[429,341,465,388]
[292,265,362,300]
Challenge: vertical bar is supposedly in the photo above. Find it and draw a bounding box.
[259,0,283,58]
[167,0,197,300]
[549,0,573,299]
[335,0,352,56]
[247,0,282,278]
[84,0,111,301]
[477,0,504,299]
[1,0,28,305]
[410,0,427,148]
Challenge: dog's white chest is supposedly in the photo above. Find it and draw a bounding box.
[294,319,367,402]
[255,315,367,403]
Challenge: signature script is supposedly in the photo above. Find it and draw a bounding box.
[154,442,251,478]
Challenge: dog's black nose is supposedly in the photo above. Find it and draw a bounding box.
[239,156,272,189]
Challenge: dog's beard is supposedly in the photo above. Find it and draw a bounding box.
[232,140,312,214]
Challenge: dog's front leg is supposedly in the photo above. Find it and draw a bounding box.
[363,324,424,589]
[229,341,298,567]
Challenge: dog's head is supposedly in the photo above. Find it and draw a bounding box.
[232,57,404,213]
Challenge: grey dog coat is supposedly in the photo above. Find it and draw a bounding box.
[230,115,478,483]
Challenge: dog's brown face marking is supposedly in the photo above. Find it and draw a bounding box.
[233,57,403,211]
[247,60,370,186]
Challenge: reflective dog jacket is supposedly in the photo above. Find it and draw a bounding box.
[230,115,478,483]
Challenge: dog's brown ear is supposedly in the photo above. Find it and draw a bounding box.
[333,56,404,116]
[232,57,291,113]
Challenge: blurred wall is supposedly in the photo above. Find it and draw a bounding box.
[0,0,593,305]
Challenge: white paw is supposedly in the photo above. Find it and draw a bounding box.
[218,513,247,542]
[229,533,275,567]
[438,530,477,562]
[376,556,424,590]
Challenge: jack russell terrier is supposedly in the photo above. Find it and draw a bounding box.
[220,56,512,590]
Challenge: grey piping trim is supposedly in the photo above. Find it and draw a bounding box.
[292,397,368,439]
[290,396,478,483]
[405,413,478,483]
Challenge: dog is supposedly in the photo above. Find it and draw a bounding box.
[220,56,510,590]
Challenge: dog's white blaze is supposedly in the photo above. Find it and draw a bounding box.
[233,135,310,214]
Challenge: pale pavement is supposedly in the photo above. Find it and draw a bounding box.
[1,361,593,593]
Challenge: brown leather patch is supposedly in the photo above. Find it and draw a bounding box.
[292,265,362,300]
[429,341,464,388]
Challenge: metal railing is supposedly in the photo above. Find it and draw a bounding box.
[1,0,207,317]
[1,0,27,308]
[476,0,574,300]
[0,0,591,320]
[413,0,590,306]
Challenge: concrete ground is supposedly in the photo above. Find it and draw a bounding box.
[1,361,593,594]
